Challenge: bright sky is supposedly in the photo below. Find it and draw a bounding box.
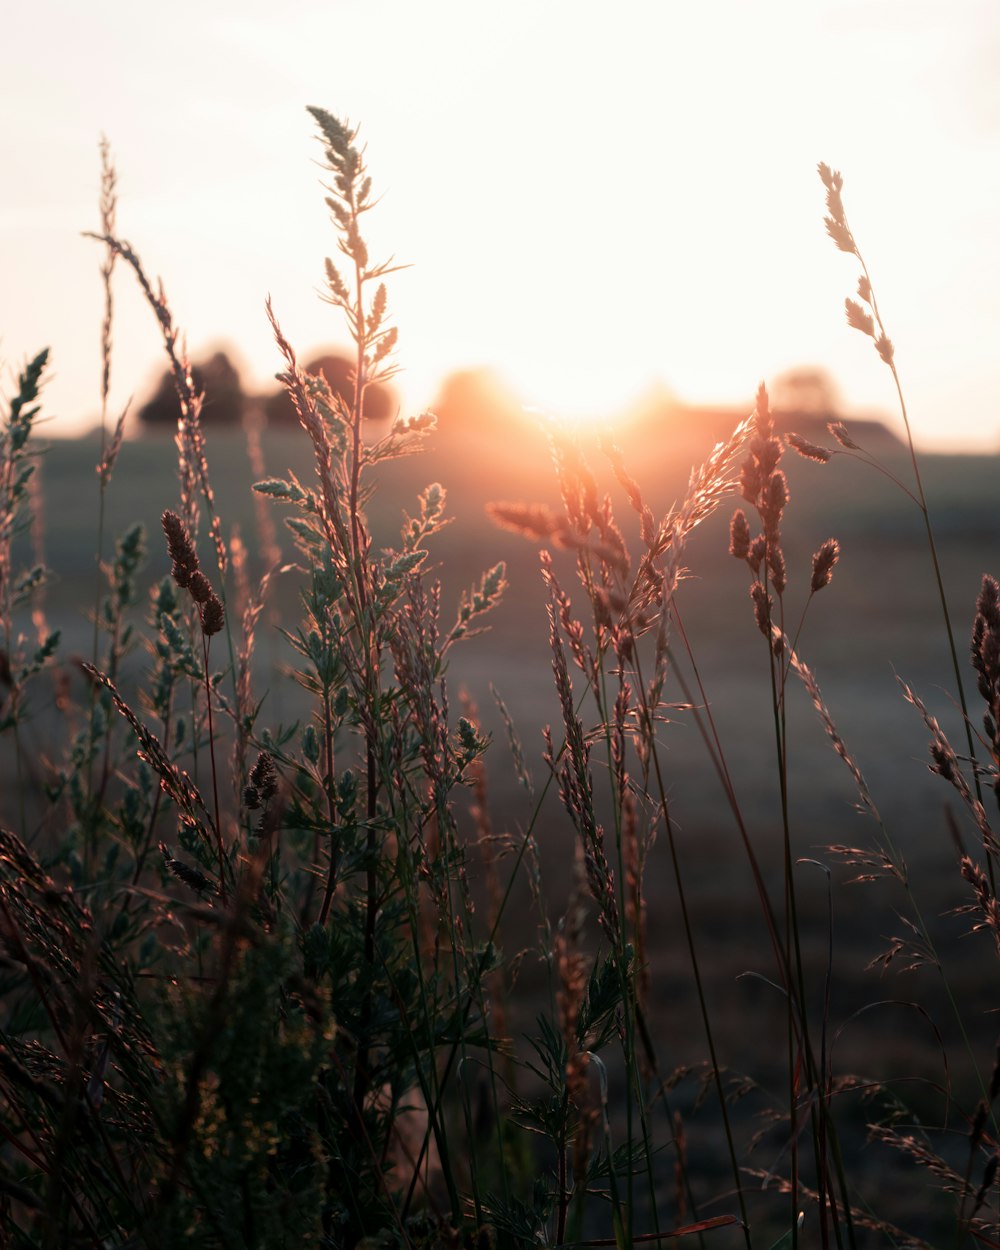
[3,0,999,450]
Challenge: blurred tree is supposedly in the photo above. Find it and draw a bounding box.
[430,367,523,436]
[771,366,842,416]
[138,350,244,427]
[263,352,395,428]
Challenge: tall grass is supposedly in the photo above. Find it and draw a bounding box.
[0,110,997,1250]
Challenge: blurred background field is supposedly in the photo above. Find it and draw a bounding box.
[24,412,1000,1029]
[5,385,1000,1240]
[35,409,1000,837]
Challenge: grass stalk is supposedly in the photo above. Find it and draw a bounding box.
[201,633,226,903]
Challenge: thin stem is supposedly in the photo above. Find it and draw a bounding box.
[202,633,226,904]
[596,487,753,1227]
[345,212,381,1131]
[849,232,986,873]
[885,342,983,797]
[834,448,922,508]
[86,138,117,832]
[316,634,339,927]
[631,645,752,1248]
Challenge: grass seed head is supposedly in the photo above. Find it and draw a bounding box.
[747,533,766,574]
[845,297,875,338]
[810,538,841,592]
[199,591,225,637]
[786,432,832,463]
[161,509,199,589]
[767,544,787,594]
[828,420,861,450]
[750,580,772,636]
[188,569,214,604]
[729,509,751,559]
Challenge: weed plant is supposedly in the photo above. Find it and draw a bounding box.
[0,110,998,1249]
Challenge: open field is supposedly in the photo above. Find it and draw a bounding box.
[8,421,1000,1243]
[33,423,1000,848]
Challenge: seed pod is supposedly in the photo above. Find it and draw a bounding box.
[161,510,199,589]
[188,569,214,604]
[200,592,225,637]
[811,539,841,592]
[729,509,751,559]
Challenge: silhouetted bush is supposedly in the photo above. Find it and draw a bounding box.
[262,351,395,427]
[138,349,245,427]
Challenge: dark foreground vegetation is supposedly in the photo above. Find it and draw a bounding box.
[1,111,999,1249]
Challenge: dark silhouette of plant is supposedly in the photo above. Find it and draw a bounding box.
[138,349,245,428]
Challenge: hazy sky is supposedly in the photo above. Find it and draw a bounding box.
[3,0,999,449]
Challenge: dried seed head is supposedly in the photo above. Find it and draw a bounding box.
[748,533,766,574]
[786,432,831,463]
[756,435,782,480]
[930,740,957,783]
[828,420,861,450]
[845,298,875,338]
[817,162,841,194]
[739,460,761,505]
[761,470,788,539]
[977,575,1000,628]
[818,163,846,225]
[767,470,788,515]
[754,382,772,438]
[750,580,772,636]
[199,592,225,637]
[810,538,841,592]
[97,406,128,486]
[729,509,751,559]
[767,544,787,594]
[188,569,214,604]
[486,501,569,545]
[245,750,279,809]
[960,854,1000,956]
[962,854,985,890]
[249,750,279,802]
[973,574,1000,701]
[825,217,856,254]
[160,842,211,893]
[875,333,895,365]
[161,509,199,589]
